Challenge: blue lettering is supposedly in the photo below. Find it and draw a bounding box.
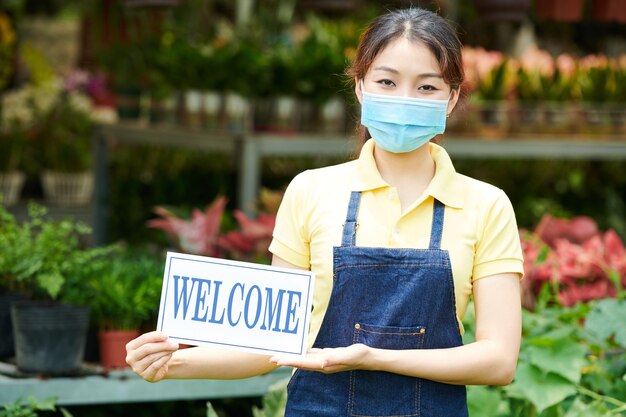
[282,290,301,334]
[191,278,211,322]
[208,280,225,324]
[260,288,285,332]
[228,283,244,326]
[244,285,262,329]
[173,275,197,320]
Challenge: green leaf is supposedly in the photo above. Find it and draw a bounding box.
[525,337,587,384]
[206,401,219,417]
[467,385,502,417]
[505,363,577,413]
[60,407,74,417]
[584,299,626,347]
[36,272,64,300]
[563,398,613,417]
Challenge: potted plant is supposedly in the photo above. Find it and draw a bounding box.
[0,130,26,208]
[0,83,51,207]
[462,47,511,136]
[514,46,577,131]
[37,90,95,206]
[85,252,163,369]
[99,42,149,121]
[0,203,116,374]
[577,54,613,131]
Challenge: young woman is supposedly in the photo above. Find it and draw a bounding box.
[126,8,523,416]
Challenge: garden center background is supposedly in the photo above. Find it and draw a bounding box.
[1,0,625,416]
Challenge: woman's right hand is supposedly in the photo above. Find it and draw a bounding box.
[126,331,179,382]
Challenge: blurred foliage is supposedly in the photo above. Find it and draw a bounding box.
[103,147,626,245]
[453,158,626,239]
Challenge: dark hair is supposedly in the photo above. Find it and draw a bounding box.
[346,8,464,146]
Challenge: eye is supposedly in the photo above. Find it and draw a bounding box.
[418,84,438,91]
[376,79,396,87]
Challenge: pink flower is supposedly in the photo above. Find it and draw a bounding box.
[519,46,554,77]
[556,54,577,78]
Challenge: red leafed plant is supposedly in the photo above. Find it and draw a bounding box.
[146,196,228,257]
[218,211,276,263]
[520,214,626,309]
[146,188,283,264]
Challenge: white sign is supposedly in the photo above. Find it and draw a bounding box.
[157,252,315,357]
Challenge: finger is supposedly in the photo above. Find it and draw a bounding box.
[135,351,172,379]
[141,352,172,382]
[126,331,169,351]
[127,340,178,368]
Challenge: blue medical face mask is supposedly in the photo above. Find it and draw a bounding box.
[360,81,451,154]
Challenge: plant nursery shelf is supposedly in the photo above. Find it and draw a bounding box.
[0,361,291,406]
[92,122,626,245]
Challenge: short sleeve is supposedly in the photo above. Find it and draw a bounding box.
[268,171,311,269]
[472,189,524,281]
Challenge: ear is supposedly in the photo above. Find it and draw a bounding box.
[355,77,363,105]
[446,87,461,116]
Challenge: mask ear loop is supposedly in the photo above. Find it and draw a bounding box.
[446,88,455,118]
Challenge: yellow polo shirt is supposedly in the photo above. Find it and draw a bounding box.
[269,139,524,345]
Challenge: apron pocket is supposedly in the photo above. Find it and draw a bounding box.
[349,323,425,416]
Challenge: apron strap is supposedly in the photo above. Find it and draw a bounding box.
[341,191,362,247]
[429,199,445,249]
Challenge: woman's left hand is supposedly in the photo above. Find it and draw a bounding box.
[270,343,370,373]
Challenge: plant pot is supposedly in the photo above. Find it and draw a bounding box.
[0,294,23,358]
[0,171,26,207]
[543,102,571,127]
[471,0,531,21]
[201,90,223,129]
[320,96,346,134]
[98,329,140,369]
[115,86,144,120]
[11,301,90,374]
[224,92,252,134]
[41,171,94,207]
[515,104,544,129]
[271,95,299,133]
[183,89,203,129]
[592,0,626,23]
[535,0,584,21]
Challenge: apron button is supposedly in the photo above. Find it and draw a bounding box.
[354,323,361,330]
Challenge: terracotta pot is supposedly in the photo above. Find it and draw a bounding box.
[535,0,585,21]
[98,329,140,369]
[472,0,531,21]
[592,0,626,23]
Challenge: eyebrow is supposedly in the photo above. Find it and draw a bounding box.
[372,66,443,79]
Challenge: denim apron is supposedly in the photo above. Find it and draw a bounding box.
[285,191,468,416]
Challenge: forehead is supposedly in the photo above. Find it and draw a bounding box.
[369,37,441,75]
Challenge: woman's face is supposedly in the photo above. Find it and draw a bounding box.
[356,37,459,115]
